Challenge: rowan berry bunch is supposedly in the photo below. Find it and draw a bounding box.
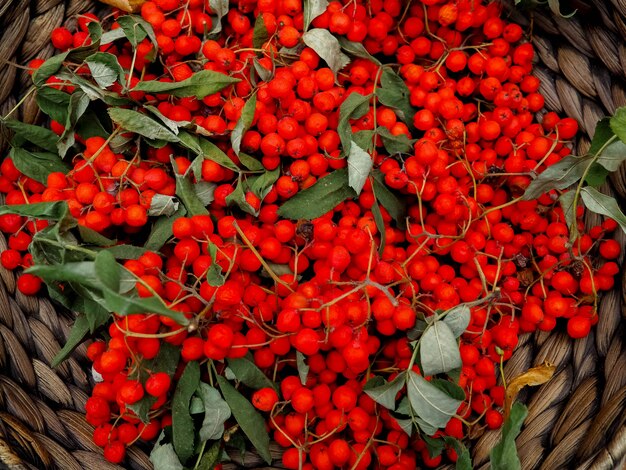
[0,0,623,468]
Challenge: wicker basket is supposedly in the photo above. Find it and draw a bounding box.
[0,1,625,469]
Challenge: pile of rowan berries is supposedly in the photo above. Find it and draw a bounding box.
[0,0,622,468]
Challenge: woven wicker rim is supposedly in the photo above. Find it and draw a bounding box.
[0,1,625,469]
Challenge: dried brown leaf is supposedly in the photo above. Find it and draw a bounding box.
[504,361,556,420]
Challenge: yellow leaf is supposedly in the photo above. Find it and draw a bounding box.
[504,361,556,420]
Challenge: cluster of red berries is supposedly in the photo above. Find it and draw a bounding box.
[0,0,622,468]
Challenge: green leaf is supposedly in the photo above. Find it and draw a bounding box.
[145,105,183,134]
[178,131,239,173]
[585,163,610,187]
[558,190,578,241]
[217,376,272,464]
[337,92,371,154]
[237,152,264,171]
[296,351,309,386]
[363,375,404,410]
[225,177,257,216]
[94,248,121,292]
[85,52,125,88]
[371,171,407,227]
[444,437,473,470]
[347,141,373,195]
[206,241,225,287]
[377,127,415,155]
[208,0,229,36]
[194,181,216,206]
[252,15,269,50]
[227,357,278,391]
[303,0,329,31]
[423,435,445,458]
[490,402,528,470]
[232,94,257,155]
[144,206,187,252]
[420,322,462,376]
[133,70,239,98]
[150,432,184,470]
[10,147,69,184]
[277,169,356,220]
[36,87,71,123]
[117,15,157,48]
[197,382,231,442]
[589,118,614,155]
[371,195,386,255]
[109,108,179,142]
[377,68,417,127]
[431,379,466,401]
[173,160,209,216]
[4,120,58,153]
[580,186,626,234]
[32,41,100,86]
[596,140,626,172]
[0,201,70,220]
[406,370,462,430]
[251,168,279,200]
[172,361,200,464]
[522,154,593,200]
[51,315,91,367]
[57,90,90,157]
[337,36,381,65]
[149,194,180,217]
[441,305,470,338]
[197,441,222,470]
[302,29,350,78]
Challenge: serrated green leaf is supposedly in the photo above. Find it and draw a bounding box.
[4,120,58,153]
[32,41,100,86]
[337,36,381,65]
[371,195,386,255]
[145,105,183,134]
[558,190,578,241]
[490,402,527,470]
[363,375,404,410]
[441,305,470,338]
[232,94,256,156]
[0,201,70,220]
[371,171,407,227]
[278,169,356,220]
[205,241,225,287]
[420,322,462,376]
[208,0,229,36]
[197,383,231,442]
[86,52,125,88]
[144,205,187,252]
[172,361,200,464]
[217,376,272,465]
[337,92,371,154]
[377,68,417,127]
[149,194,180,217]
[36,87,71,123]
[580,186,626,234]
[109,108,179,142]
[197,441,222,470]
[302,29,350,78]
[377,126,415,155]
[303,0,329,31]
[347,141,373,195]
[172,156,209,216]
[237,152,265,171]
[179,131,239,173]
[51,314,91,367]
[406,370,462,430]
[296,351,309,385]
[252,15,269,51]
[133,70,238,98]
[150,432,184,470]
[117,15,158,48]
[227,357,277,391]
[596,140,626,172]
[251,168,279,200]
[522,155,593,200]
[194,181,216,206]
[57,90,90,157]
[589,118,614,155]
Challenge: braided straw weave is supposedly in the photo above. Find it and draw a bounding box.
[0,1,625,469]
